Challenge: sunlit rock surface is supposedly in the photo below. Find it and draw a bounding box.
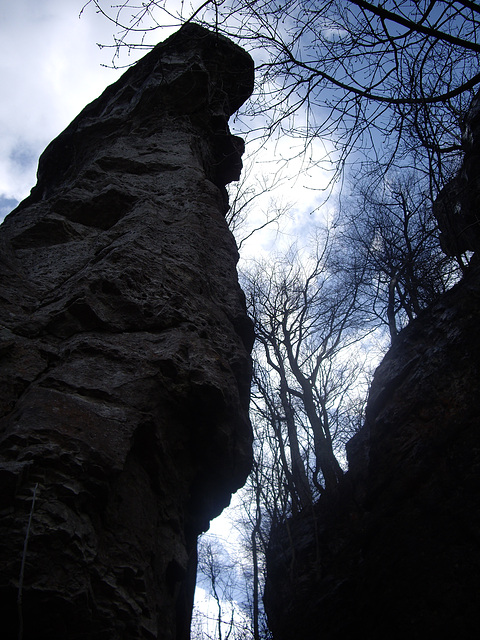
[0,24,254,640]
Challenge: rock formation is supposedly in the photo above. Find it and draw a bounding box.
[434,90,480,258]
[0,24,254,640]
[264,97,480,639]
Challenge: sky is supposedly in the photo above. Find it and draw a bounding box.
[0,0,132,220]
[0,0,332,255]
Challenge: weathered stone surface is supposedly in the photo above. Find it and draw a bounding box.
[0,24,254,640]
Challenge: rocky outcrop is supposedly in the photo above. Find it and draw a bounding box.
[434,90,480,257]
[0,24,254,640]
[265,265,480,639]
[264,97,480,640]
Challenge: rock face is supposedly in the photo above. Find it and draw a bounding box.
[0,24,254,640]
[265,268,480,639]
[264,100,480,639]
[434,89,480,257]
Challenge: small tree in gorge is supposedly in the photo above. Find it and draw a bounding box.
[243,232,369,500]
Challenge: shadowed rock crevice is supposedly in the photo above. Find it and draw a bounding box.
[0,24,254,640]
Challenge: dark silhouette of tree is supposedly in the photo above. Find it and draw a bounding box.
[194,538,240,640]
[193,529,272,639]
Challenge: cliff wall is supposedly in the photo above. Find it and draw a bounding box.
[264,95,480,639]
[0,24,254,640]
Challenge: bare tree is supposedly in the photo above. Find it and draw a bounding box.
[225,156,288,250]
[235,454,273,640]
[222,233,372,640]
[337,170,461,341]
[82,0,480,190]
[195,538,240,640]
[194,531,271,640]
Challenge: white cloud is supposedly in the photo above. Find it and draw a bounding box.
[231,132,336,263]
[0,1,131,210]
[0,0,334,245]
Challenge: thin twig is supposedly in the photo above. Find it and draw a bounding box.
[17,482,39,640]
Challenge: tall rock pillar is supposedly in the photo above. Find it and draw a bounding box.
[0,24,254,640]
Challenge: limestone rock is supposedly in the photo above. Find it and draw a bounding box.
[0,24,254,640]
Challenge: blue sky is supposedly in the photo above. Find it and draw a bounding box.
[0,0,331,257]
